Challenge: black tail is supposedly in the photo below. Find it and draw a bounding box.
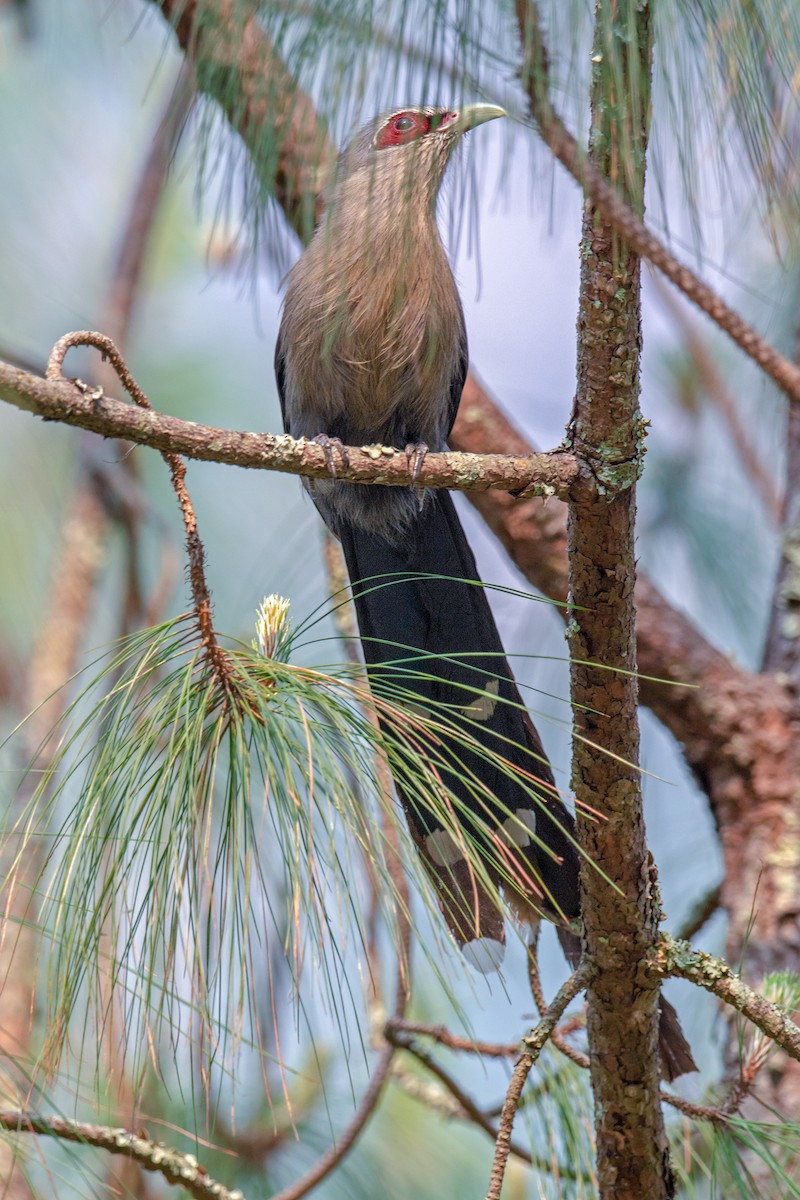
[339,489,697,1077]
[339,489,581,963]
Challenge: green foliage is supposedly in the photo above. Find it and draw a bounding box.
[513,1049,596,1195]
[6,614,389,1083]
[674,1114,800,1198]
[4,593,590,1094]
[672,972,800,1197]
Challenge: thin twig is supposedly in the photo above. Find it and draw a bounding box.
[654,280,781,523]
[485,962,590,1200]
[383,1026,540,1170]
[389,1040,593,1183]
[44,332,233,689]
[502,940,770,1124]
[393,1030,591,1184]
[660,1035,774,1124]
[526,939,590,1070]
[385,1018,518,1059]
[660,1077,748,1125]
[0,1113,241,1200]
[97,65,194,639]
[515,0,800,406]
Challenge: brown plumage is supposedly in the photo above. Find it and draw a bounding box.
[275,105,696,1078]
[277,105,480,537]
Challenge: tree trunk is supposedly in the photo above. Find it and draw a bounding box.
[567,3,673,1195]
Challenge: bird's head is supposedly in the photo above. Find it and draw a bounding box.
[333,103,507,208]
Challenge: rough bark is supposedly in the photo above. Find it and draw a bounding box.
[764,378,800,685]
[556,3,672,1195]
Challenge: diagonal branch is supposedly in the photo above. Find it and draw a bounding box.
[452,373,797,836]
[0,1113,241,1200]
[157,0,334,241]
[383,1025,541,1171]
[485,961,590,1200]
[384,1018,518,1059]
[45,332,234,688]
[515,0,800,405]
[660,936,800,1063]
[653,279,781,524]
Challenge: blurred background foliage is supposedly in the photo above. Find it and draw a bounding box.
[0,0,798,1196]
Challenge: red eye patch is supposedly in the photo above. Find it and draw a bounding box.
[375,112,431,148]
[374,110,459,148]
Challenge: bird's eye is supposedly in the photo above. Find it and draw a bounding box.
[374,111,431,149]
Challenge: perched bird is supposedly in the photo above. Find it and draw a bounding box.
[275,104,695,1079]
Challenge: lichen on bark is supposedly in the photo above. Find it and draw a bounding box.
[566,2,675,1196]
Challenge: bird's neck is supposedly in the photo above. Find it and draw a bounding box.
[321,170,444,277]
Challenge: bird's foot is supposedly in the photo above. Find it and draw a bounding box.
[312,434,348,479]
[405,441,429,484]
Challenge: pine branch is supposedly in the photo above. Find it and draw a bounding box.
[0,1113,242,1200]
[0,349,586,499]
[515,0,800,406]
[451,372,774,816]
[156,0,333,242]
[660,936,800,1063]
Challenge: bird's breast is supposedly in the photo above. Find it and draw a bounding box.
[281,220,464,448]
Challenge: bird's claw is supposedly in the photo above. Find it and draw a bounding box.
[313,434,348,479]
[405,441,429,484]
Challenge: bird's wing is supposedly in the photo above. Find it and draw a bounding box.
[274,328,288,431]
[446,327,469,439]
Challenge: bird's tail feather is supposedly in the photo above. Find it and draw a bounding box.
[339,488,697,1078]
[339,488,581,965]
